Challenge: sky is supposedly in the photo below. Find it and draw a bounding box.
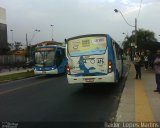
[0,0,160,46]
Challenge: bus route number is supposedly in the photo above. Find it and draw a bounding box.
[97,58,104,64]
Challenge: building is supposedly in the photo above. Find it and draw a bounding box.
[34,41,65,47]
[0,7,8,55]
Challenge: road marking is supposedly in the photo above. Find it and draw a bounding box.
[0,79,52,95]
[135,80,155,122]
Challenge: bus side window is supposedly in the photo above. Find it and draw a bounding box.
[61,49,65,57]
[119,48,122,60]
[115,44,120,60]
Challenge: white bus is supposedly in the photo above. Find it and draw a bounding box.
[65,34,123,84]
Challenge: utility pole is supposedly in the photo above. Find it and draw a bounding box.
[26,33,29,62]
[10,29,14,49]
[10,29,14,44]
[50,25,54,41]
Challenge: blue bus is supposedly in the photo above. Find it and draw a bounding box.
[65,34,123,84]
[33,45,67,75]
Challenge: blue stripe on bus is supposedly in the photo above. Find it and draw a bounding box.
[34,59,67,73]
[106,35,116,81]
[57,59,67,73]
[68,55,107,77]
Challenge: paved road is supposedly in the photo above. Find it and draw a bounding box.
[0,65,127,128]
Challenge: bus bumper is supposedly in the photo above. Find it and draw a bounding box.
[67,72,115,84]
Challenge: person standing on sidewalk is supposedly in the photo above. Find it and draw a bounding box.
[153,50,160,92]
[133,53,141,79]
[144,54,149,70]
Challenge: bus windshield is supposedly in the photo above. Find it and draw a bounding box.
[35,47,56,67]
[68,36,107,57]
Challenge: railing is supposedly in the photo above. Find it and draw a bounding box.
[0,55,26,67]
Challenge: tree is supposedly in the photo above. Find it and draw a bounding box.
[14,42,22,50]
[137,29,157,42]
[123,28,157,55]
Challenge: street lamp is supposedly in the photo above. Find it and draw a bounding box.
[29,29,40,57]
[35,29,40,32]
[122,32,128,40]
[10,29,15,50]
[29,29,40,43]
[122,32,127,35]
[10,29,14,44]
[114,9,138,59]
[26,29,40,61]
[50,25,54,41]
[114,9,137,49]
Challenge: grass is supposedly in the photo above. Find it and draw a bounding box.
[0,71,35,82]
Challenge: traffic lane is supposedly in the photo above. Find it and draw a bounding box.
[0,75,40,91]
[43,81,125,122]
[0,74,68,121]
[0,74,63,93]
[0,75,126,123]
[0,62,128,118]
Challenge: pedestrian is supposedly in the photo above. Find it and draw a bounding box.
[153,50,160,93]
[133,53,141,79]
[148,54,154,69]
[144,54,149,70]
[126,54,131,68]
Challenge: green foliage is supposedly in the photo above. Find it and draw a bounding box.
[137,28,157,43]
[123,29,157,54]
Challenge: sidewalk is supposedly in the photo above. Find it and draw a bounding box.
[116,62,160,122]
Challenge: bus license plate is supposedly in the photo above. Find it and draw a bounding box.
[84,78,95,83]
[42,71,46,74]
